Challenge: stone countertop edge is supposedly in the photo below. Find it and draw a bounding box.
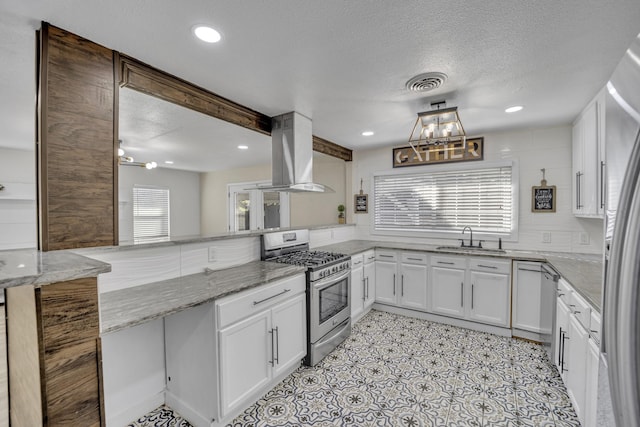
[99,261,306,335]
[74,223,356,254]
[0,249,111,289]
[313,240,603,312]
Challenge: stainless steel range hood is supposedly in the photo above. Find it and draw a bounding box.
[258,112,334,193]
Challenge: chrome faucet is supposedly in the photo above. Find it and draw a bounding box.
[462,226,473,247]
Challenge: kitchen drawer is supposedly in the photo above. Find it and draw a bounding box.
[590,311,601,344]
[363,250,376,264]
[469,257,510,274]
[351,254,364,268]
[569,290,591,330]
[376,250,397,262]
[401,252,428,265]
[431,255,466,269]
[217,274,305,329]
[557,278,573,304]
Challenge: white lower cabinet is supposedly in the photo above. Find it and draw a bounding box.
[553,278,601,427]
[165,274,306,427]
[431,264,465,318]
[566,313,588,420]
[350,254,365,319]
[219,310,272,416]
[363,252,376,310]
[374,250,428,311]
[429,255,511,328]
[468,269,510,326]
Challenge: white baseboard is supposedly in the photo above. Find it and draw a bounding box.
[106,391,164,427]
[371,303,512,337]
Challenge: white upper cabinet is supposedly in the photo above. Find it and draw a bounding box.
[573,89,605,217]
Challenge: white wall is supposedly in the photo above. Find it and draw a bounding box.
[119,166,201,244]
[350,125,604,254]
[0,148,36,249]
[200,153,347,233]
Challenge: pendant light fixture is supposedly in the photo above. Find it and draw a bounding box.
[408,101,466,153]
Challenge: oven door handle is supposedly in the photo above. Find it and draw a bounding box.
[313,270,351,291]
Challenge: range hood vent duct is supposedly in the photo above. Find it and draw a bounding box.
[257,112,333,193]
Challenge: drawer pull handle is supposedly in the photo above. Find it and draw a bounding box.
[379,254,394,258]
[477,264,498,269]
[518,267,541,273]
[407,257,423,261]
[438,261,455,265]
[253,289,291,306]
[368,256,375,260]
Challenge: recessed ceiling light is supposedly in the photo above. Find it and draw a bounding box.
[164,161,174,165]
[362,131,374,136]
[505,106,523,113]
[238,145,249,150]
[193,25,221,43]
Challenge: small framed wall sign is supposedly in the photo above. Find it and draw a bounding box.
[532,169,556,213]
[354,194,368,214]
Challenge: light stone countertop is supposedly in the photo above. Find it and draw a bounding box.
[0,248,111,289]
[314,240,603,312]
[99,261,306,334]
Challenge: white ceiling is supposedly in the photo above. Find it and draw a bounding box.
[1,1,640,172]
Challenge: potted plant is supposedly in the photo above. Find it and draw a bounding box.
[337,204,346,224]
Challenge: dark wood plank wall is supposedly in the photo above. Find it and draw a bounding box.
[38,23,117,250]
[38,278,102,426]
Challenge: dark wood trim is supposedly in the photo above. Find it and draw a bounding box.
[313,135,353,161]
[112,51,120,246]
[118,54,272,136]
[117,54,353,162]
[37,24,49,251]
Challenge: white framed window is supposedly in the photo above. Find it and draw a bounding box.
[133,185,170,243]
[227,181,290,232]
[372,160,518,240]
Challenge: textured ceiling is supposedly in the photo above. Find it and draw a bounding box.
[1,1,640,171]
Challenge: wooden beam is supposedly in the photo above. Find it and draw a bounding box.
[118,55,353,161]
[313,135,353,162]
[119,54,272,136]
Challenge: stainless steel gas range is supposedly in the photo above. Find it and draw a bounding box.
[261,229,351,366]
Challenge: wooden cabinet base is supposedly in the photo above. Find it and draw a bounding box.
[6,279,103,426]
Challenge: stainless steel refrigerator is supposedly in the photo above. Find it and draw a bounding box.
[599,32,640,427]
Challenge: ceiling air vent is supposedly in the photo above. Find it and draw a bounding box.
[406,72,448,92]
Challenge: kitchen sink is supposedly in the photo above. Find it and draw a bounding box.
[436,246,507,254]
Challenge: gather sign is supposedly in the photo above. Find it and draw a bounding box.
[392,137,484,168]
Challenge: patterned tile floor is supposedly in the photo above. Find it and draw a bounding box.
[130,310,580,427]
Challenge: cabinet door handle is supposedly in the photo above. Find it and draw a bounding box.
[471,284,474,309]
[401,275,404,296]
[393,274,396,295]
[366,277,369,299]
[362,277,366,301]
[274,326,279,365]
[477,264,498,270]
[576,172,583,209]
[268,328,275,367]
[253,289,291,306]
[461,282,464,307]
[518,267,542,273]
[600,161,606,209]
[438,261,455,265]
[558,328,563,367]
[561,332,570,372]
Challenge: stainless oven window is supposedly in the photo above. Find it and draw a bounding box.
[319,277,349,324]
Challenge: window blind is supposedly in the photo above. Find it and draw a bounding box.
[133,186,170,243]
[374,166,513,234]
